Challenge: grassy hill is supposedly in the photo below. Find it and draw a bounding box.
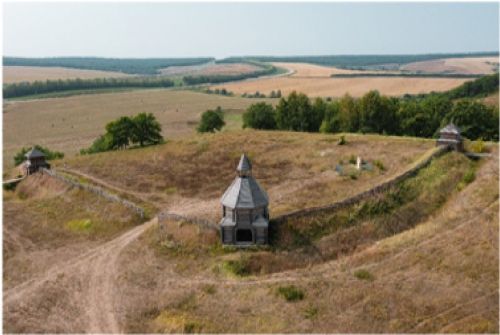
[61,131,434,217]
[115,149,498,333]
[3,129,498,333]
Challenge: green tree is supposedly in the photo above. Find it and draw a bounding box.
[359,90,399,134]
[338,94,360,132]
[311,98,327,132]
[443,99,499,140]
[320,101,341,133]
[105,116,134,149]
[242,102,277,129]
[398,100,433,137]
[131,113,163,147]
[276,91,315,131]
[197,108,226,133]
[420,95,453,136]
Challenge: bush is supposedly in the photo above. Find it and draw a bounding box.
[468,139,487,153]
[338,135,346,145]
[222,258,250,276]
[462,169,476,184]
[373,159,386,171]
[354,269,374,281]
[14,145,64,166]
[242,102,277,129]
[276,285,305,302]
[197,107,225,133]
[304,305,319,319]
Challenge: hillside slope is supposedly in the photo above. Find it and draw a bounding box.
[117,149,498,333]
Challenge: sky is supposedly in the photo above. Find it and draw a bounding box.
[3,2,499,59]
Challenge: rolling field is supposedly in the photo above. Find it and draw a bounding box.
[211,62,471,97]
[159,62,261,77]
[3,90,275,169]
[271,62,367,77]
[401,56,499,75]
[3,66,132,83]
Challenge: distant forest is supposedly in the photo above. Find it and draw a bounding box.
[3,57,214,75]
[3,77,175,99]
[218,52,499,68]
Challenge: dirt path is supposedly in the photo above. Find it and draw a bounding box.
[86,217,158,333]
[4,217,158,333]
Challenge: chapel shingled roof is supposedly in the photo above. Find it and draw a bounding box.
[221,154,268,209]
[440,123,461,135]
[25,147,46,159]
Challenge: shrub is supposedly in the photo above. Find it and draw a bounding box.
[276,285,305,302]
[184,321,202,334]
[348,155,357,164]
[197,107,225,133]
[468,139,487,153]
[453,163,476,192]
[354,269,374,281]
[462,168,476,185]
[304,305,318,319]
[338,135,346,145]
[201,284,216,295]
[14,145,64,166]
[373,159,386,171]
[222,258,250,276]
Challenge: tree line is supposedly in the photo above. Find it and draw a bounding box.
[183,64,278,85]
[242,83,499,141]
[4,77,176,98]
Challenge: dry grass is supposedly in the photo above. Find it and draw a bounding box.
[3,66,132,83]
[3,173,143,289]
[113,147,498,333]
[3,90,275,169]
[159,62,261,77]
[211,73,470,98]
[62,131,433,219]
[401,57,499,75]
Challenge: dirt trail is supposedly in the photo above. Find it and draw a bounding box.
[4,217,158,333]
[86,217,158,333]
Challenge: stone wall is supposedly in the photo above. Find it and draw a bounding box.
[42,168,146,218]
